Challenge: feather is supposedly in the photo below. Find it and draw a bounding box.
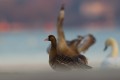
[45,4,94,71]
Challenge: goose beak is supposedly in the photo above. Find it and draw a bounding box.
[44,38,48,41]
[104,45,108,51]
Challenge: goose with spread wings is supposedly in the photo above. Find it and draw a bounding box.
[45,5,96,71]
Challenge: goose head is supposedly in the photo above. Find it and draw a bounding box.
[44,35,56,42]
[44,35,57,47]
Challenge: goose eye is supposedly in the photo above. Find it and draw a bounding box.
[49,37,53,41]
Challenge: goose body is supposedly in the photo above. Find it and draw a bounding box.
[45,5,94,71]
[101,38,120,69]
[45,35,92,71]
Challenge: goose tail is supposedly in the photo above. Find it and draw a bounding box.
[78,62,92,69]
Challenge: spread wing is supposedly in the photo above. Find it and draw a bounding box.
[77,34,96,53]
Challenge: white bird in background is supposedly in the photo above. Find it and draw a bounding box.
[101,38,120,69]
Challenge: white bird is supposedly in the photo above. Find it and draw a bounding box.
[101,38,120,69]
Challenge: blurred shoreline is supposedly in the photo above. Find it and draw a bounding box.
[0,69,120,80]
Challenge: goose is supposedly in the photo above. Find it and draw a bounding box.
[45,35,92,71]
[101,38,120,69]
[45,4,93,71]
[47,4,96,55]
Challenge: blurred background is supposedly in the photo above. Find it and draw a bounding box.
[0,0,120,32]
[0,0,120,76]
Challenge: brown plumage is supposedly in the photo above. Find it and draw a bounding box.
[67,34,96,64]
[67,36,83,50]
[67,34,96,54]
[45,35,92,71]
[56,4,95,64]
[77,34,96,53]
[45,4,95,71]
[57,4,79,57]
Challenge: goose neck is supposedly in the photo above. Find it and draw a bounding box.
[111,42,119,58]
[51,40,57,48]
